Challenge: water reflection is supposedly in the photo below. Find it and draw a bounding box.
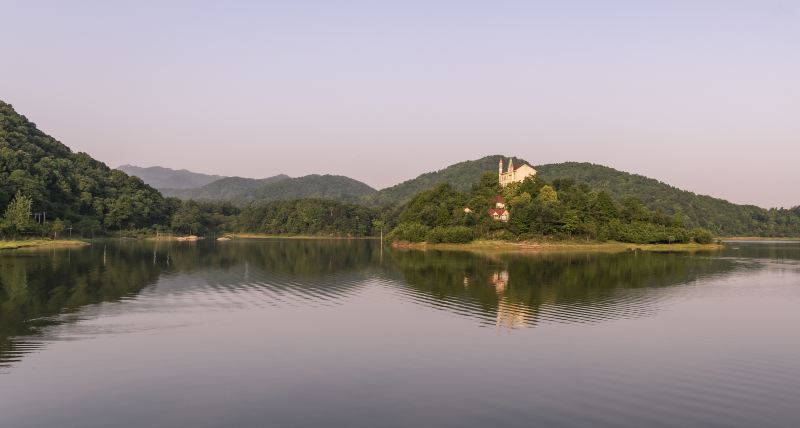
[385,249,739,330]
[0,244,162,367]
[3,240,800,428]
[0,239,792,368]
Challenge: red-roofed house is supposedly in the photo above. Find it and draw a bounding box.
[489,208,509,222]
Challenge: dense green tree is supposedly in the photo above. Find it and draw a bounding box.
[0,101,171,234]
[2,191,33,239]
[50,218,65,239]
[537,185,558,204]
[387,171,720,245]
[237,199,377,237]
[171,201,203,234]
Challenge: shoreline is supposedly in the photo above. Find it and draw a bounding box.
[231,233,379,240]
[721,237,800,242]
[0,239,89,251]
[392,239,725,253]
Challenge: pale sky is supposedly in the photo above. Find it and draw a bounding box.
[1,0,798,208]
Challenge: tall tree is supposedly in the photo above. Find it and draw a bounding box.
[2,191,33,239]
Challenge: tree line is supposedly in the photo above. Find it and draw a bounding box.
[2,172,718,244]
[386,173,716,244]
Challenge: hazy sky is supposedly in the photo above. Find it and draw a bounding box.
[1,0,798,207]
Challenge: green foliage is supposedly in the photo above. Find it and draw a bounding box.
[370,155,525,205]
[237,199,377,236]
[608,220,691,244]
[370,156,800,237]
[50,218,65,238]
[2,191,33,237]
[168,200,240,235]
[398,183,468,227]
[425,226,474,243]
[171,200,203,234]
[692,228,715,244]
[387,169,714,245]
[538,162,800,237]
[536,185,558,204]
[386,222,430,242]
[163,174,376,204]
[0,101,171,233]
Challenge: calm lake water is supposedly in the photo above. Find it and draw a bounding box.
[1,239,799,427]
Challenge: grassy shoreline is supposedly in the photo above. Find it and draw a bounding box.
[0,239,89,251]
[231,233,379,240]
[392,239,725,253]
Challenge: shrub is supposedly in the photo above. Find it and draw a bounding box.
[424,226,474,243]
[387,222,430,242]
[692,228,715,244]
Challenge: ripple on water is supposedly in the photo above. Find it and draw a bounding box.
[375,275,675,330]
[115,265,374,314]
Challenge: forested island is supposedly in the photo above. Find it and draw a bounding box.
[2,100,799,249]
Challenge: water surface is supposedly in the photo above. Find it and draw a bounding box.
[1,239,799,427]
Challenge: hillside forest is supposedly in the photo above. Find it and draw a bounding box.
[3,100,800,243]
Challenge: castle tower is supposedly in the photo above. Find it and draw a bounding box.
[498,157,536,188]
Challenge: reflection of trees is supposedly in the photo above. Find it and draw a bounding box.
[0,244,163,367]
[388,249,737,330]
[163,239,380,278]
[0,239,383,368]
[0,240,758,368]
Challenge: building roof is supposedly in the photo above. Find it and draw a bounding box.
[493,195,505,203]
[488,208,507,215]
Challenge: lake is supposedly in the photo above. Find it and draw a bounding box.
[1,239,799,427]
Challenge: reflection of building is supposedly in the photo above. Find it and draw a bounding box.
[496,297,529,330]
[490,269,530,329]
[499,157,537,188]
[490,270,509,293]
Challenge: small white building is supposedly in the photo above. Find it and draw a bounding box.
[499,157,537,188]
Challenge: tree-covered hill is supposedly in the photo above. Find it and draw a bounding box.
[161,175,290,200]
[0,101,171,232]
[370,155,799,237]
[369,155,527,205]
[536,162,800,236]
[117,164,226,190]
[164,174,377,204]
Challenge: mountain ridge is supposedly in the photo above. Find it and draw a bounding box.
[117,164,227,190]
[163,174,377,204]
[122,155,799,236]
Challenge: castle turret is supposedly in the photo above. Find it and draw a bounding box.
[499,158,504,176]
[508,158,514,173]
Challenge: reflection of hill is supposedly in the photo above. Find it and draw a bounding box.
[0,244,163,367]
[146,239,381,301]
[0,239,383,369]
[386,249,739,330]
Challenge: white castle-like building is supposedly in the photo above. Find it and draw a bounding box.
[499,157,537,187]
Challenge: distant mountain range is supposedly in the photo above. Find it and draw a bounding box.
[160,174,376,204]
[117,165,224,189]
[119,156,799,236]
